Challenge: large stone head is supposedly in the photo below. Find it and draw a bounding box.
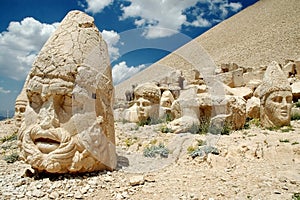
[18,10,116,173]
[134,82,161,121]
[259,61,292,128]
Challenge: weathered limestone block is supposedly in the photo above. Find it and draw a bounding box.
[232,68,244,87]
[291,81,300,102]
[217,72,233,87]
[18,10,116,173]
[223,95,247,130]
[168,88,200,133]
[122,104,139,123]
[220,63,239,73]
[198,93,212,118]
[259,61,292,128]
[224,85,253,100]
[295,58,300,78]
[246,96,260,119]
[282,61,296,78]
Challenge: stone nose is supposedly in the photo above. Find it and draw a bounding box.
[39,100,60,129]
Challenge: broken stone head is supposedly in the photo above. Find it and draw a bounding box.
[15,90,28,129]
[259,61,292,128]
[134,82,161,122]
[18,10,116,173]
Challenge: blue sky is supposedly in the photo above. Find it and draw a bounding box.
[0,0,257,115]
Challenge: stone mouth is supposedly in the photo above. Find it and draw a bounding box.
[33,133,61,154]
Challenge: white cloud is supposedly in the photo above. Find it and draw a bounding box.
[0,86,11,94]
[120,0,242,39]
[0,17,58,80]
[121,0,198,39]
[112,61,146,85]
[101,30,121,61]
[84,0,113,14]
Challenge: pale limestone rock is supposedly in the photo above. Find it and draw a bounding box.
[223,95,247,130]
[246,96,260,119]
[168,88,200,133]
[217,72,234,87]
[129,175,145,186]
[282,61,296,78]
[291,81,300,101]
[122,104,139,123]
[18,10,116,173]
[295,58,300,79]
[224,85,253,100]
[198,93,212,119]
[232,68,244,87]
[220,63,239,73]
[259,61,292,128]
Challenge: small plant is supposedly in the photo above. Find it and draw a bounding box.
[292,193,300,200]
[279,139,290,143]
[4,152,19,163]
[122,119,130,124]
[143,143,169,158]
[295,102,300,108]
[124,137,137,147]
[137,117,163,127]
[189,146,219,159]
[281,126,294,132]
[291,113,300,121]
[149,139,157,145]
[187,123,201,134]
[160,124,172,133]
[187,146,197,154]
[0,132,17,143]
[161,113,173,123]
[187,119,210,135]
[292,141,299,145]
[266,126,280,131]
[221,122,231,135]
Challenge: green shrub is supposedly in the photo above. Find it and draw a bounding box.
[137,117,163,127]
[244,118,260,129]
[124,137,137,147]
[187,118,210,135]
[279,139,290,143]
[189,146,219,158]
[143,143,169,158]
[291,113,300,121]
[0,132,17,143]
[292,141,299,145]
[295,102,300,108]
[281,126,294,132]
[160,124,173,133]
[292,193,300,200]
[4,152,19,163]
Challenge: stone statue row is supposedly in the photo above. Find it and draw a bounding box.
[118,60,295,132]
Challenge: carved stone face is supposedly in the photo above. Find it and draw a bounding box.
[15,101,27,128]
[136,97,152,121]
[263,90,292,127]
[19,76,115,173]
[160,90,174,108]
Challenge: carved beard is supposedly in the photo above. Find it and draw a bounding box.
[21,125,77,173]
